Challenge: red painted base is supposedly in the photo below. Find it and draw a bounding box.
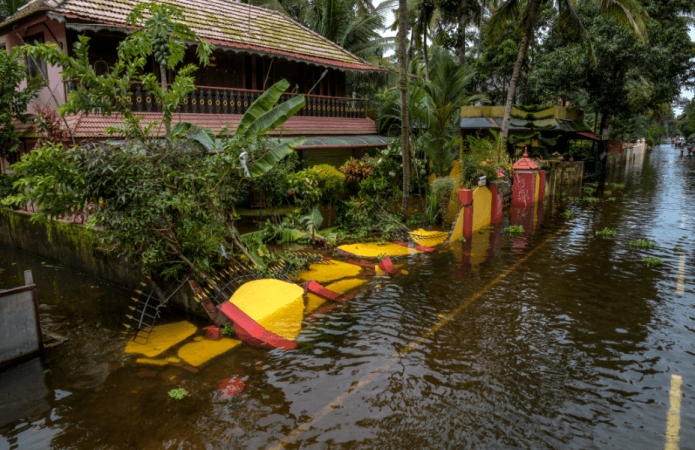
[307,280,340,301]
[378,256,400,275]
[219,302,297,350]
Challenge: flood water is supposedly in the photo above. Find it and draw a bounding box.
[1,144,693,449]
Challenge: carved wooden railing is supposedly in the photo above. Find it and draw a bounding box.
[121,85,367,119]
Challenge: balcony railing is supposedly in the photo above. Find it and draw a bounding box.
[120,85,368,119]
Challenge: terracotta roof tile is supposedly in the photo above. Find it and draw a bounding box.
[512,149,539,170]
[39,112,377,138]
[1,0,378,72]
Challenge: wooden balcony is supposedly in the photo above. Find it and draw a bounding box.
[122,85,368,119]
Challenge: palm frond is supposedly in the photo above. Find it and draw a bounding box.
[589,0,649,41]
[558,0,596,63]
[487,0,524,43]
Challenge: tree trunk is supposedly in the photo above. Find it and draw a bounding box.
[398,0,411,219]
[477,3,484,58]
[501,0,540,142]
[423,25,429,80]
[160,63,171,141]
[457,8,468,64]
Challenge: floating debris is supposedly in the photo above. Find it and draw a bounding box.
[220,279,305,350]
[177,338,242,367]
[125,321,196,357]
[297,260,363,283]
[337,243,420,258]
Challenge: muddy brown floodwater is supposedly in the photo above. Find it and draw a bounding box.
[1,144,694,450]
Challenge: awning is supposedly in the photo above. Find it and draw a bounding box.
[271,135,392,149]
[576,131,601,141]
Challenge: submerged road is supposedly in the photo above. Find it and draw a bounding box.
[0,144,693,449]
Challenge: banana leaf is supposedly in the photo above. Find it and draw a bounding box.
[171,122,218,151]
[236,80,293,138]
[249,137,305,177]
[242,95,306,139]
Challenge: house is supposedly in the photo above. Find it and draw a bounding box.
[459,105,601,155]
[0,0,390,168]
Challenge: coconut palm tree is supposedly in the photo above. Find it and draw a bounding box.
[418,48,487,175]
[379,48,487,176]
[487,0,648,143]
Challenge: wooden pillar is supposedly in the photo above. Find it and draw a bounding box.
[251,56,257,90]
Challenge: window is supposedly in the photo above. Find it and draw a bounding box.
[25,35,47,82]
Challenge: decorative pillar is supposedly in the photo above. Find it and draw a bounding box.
[512,148,540,206]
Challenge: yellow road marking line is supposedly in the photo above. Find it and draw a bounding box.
[676,254,685,295]
[665,374,683,450]
[267,220,571,450]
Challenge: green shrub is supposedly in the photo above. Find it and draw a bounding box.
[250,149,299,209]
[431,176,456,201]
[339,158,373,193]
[424,192,440,224]
[455,133,510,189]
[505,225,524,235]
[562,210,575,218]
[358,141,410,198]
[405,212,426,227]
[585,197,599,203]
[288,164,345,207]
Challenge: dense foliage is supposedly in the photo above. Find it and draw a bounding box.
[0,48,40,159]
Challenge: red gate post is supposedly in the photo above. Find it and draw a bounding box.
[512,148,539,207]
[458,189,474,238]
[490,181,504,223]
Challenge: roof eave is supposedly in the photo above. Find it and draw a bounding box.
[2,9,383,74]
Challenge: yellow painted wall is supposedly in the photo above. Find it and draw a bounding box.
[460,105,584,122]
[471,186,492,232]
[448,208,465,247]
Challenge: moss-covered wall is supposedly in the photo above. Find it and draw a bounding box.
[544,161,584,199]
[0,209,206,317]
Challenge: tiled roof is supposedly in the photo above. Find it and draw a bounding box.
[512,149,539,171]
[16,112,378,139]
[0,0,378,72]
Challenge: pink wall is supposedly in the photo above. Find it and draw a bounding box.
[1,16,68,111]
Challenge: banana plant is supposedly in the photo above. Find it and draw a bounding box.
[223,79,306,178]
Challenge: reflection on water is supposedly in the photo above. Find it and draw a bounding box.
[1,145,694,450]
